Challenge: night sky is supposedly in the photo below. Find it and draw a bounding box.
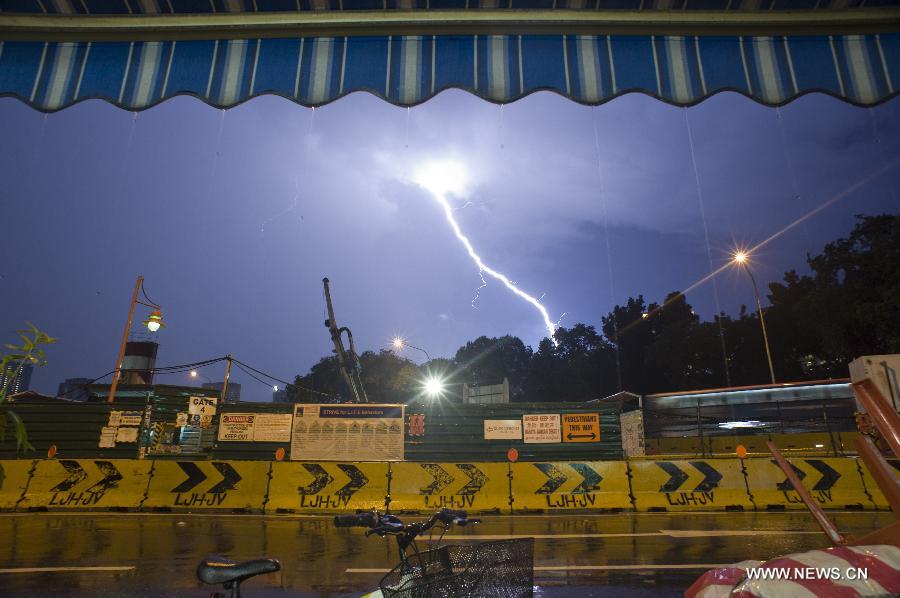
[1,90,898,401]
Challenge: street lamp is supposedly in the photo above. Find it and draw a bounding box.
[391,336,431,361]
[108,275,165,403]
[732,251,776,385]
[190,370,212,385]
[424,376,445,398]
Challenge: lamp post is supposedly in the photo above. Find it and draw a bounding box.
[108,275,165,403]
[733,252,776,385]
[392,336,431,361]
[190,370,212,385]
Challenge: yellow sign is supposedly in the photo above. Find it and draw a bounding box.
[562,414,600,443]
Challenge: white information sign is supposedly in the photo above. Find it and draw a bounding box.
[107,410,143,427]
[290,404,404,461]
[115,427,139,443]
[218,414,255,441]
[523,414,561,444]
[484,419,522,440]
[99,427,117,448]
[188,396,217,416]
[253,413,293,442]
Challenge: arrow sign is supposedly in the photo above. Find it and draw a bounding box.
[420,464,453,495]
[173,462,207,493]
[534,463,567,494]
[52,461,88,492]
[85,461,123,495]
[657,462,689,493]
[806,460,840,492]
[209,462,242,494]
[567,433,597,441]
[298,463,333,495]
[570,463,602,494]
[456,464,487,496]
[772,459,806,491]
[689,461,722,493]
[336,464,368,498]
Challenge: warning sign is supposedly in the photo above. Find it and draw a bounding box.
[561,414,600,443]
[218,414,255,441]
[523,414,560,444]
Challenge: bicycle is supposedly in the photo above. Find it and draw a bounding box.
[196,555,280,598]
[334,509,534,597]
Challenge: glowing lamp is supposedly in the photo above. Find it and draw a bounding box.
[733,251,748,264]
[424,377,444,397]
[143,310,165,332]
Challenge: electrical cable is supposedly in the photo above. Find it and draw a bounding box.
[231,357,338,399]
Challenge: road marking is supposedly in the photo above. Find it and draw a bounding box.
[347,563,732,574]
[440,529,824,540]
[0,566,135,574]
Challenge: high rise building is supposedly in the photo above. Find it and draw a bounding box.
[272,387,288,402]
[0,361,34,396]
[58,378,94,402]
[202,382,241,403]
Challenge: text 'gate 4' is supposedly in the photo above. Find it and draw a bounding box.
[390,462,509,513]
[510,461,631,511]
[266,462,388,513]
[630,459,753,511]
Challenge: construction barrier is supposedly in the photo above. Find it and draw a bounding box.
[18,459,153,510]
[266,462,388,513]
[630,459,753,511]
[0,460,34,510]
[510,461,630,512]
[388,462,509,513]
[142,460,271,512]
[743,457,874,510]
[858,458,900,511]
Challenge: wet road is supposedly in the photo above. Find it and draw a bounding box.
[0,511,892,597]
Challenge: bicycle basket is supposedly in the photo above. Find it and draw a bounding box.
[379,538,534,598]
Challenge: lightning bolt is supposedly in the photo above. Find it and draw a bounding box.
[429,190,559,344]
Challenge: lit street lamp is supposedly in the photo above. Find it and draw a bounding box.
[424,376,445,398]
[391,336,431,361]
[732,251,776,385]
[190,370,212,385]
[108,275,165,403]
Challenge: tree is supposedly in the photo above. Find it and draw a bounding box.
[288,350,420,403]
[452,335,533,400]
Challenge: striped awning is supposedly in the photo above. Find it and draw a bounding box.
[2,33,898,111]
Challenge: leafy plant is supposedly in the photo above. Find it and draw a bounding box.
[1,323,57,451]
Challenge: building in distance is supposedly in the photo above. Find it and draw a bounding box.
[202,381,241,403]
[57,377,94,402]
[1,361,34,396]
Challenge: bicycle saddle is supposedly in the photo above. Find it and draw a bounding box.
[196,555,281,586]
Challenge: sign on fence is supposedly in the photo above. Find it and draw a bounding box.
[484,420,522,440]
[523,414,561,444]
[290,404,404,461]
[217,413,294,442]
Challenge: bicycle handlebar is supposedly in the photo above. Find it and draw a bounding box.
[333,512,380,528]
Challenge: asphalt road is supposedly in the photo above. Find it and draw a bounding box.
[0,511,892,597]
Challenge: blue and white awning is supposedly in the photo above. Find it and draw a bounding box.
[1,33,897,111]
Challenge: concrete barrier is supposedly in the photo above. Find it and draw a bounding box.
[0,460,34,510]
[388,462,509,513]
[630,459,753,511]
[143,460,271,512]
[18,459,153,510]
[510,461,631,512]
[744,457,874,510]
[266,462,388,513]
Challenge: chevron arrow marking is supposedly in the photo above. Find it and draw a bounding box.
[336,464,368,498]
[657,462,689,493]
[772,459,807,491]
[52,461,88,492]
[570,463,602,494]
[534,463,567,494]
[209,462,242,494]
[85,461,123,495]
[298,463,333,495]
[689,461,722,493]
[805,460,840,492]
[172,462,207,493]
[456,464,487,496]
[420,464,453,495]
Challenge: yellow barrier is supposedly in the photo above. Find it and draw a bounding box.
[18,459,153,510]
[743,457,874,510]
[510,461,631,512]
[858,458,900,511]
[0,460,34,510]
[266,462,388,513]
[143,460,270,511]
[389,462,509,513]
[630,459,752,511]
